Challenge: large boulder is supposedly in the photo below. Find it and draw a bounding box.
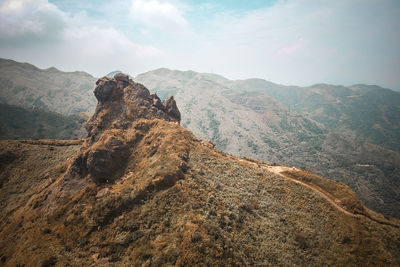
[114,73,129,83]
[94,79,116,102]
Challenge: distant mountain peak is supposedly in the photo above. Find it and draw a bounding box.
[105,70,123,78]
[45,67,60,72]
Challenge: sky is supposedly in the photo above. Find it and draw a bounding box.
[0,0,399,89]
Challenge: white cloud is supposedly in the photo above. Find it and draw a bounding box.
[0,0,27,13]
[0,0,399,89]
[0,0,65,38]
[60,25,163,74]
[130,0,187,32]
[277,38,306,56]
[0,0,164,77]
[178,0,400,89]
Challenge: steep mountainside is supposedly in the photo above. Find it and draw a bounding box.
[0,58,97,116]
[1,74,399,266]
[0,103,86,140]
[135,68,326,158]
[136,69,400,219]
[234,81,400,153]
[1,59,399,219]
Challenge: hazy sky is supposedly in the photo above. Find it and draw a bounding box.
[0,0,399,89]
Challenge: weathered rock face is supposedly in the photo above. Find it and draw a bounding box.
[86,74,180,142]
[69,74,183,184]
[163,95,181,122]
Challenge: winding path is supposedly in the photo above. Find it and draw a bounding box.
[263,165,356,217]
[237,158,400,228]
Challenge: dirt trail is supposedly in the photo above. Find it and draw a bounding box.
[237,158,400,228]
[237,158,357,217]
[239,159,359,217]
[263,165,356,217]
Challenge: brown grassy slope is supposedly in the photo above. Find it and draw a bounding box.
[0,120,400,266]
[136,69,400,220]
[0,140,81,224]
[282,169,400,228]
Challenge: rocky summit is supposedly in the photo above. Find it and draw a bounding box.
[0,75,400,266]
[69,73,181,184]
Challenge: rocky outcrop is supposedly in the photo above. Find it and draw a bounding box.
[163,95,181,122]
[86,74,180,142]
[68,73,184,184]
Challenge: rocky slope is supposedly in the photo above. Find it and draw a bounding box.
[1,75,400,266]
[136,68,400,219]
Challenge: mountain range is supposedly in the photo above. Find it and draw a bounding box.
[136,68,400,219]
[0,58,96,116]
[1,74,399,266]
[0,58,399,219]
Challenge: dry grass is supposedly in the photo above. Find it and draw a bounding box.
[282,169,366,214]
[20,139,84,146]
[1,120,400,266]
[282,169,400,228]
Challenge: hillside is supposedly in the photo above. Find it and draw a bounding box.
[0,58,97,116]
[135,69,400,219]
[1,59,399,219]
[135,68,326,157]
[1,74,399,266]
[234,81,400,153]
[0,103,86,140]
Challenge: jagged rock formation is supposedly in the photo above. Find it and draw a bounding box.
[1,75,400,266]
[70,74,181,184]
[87,73,180,139]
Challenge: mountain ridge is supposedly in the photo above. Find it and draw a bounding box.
[1,58,399,218]
[135,68,400,219]
[0,58,97,116]
[1,74,399,266]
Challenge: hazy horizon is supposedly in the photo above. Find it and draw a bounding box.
[3,56,400,92]
[1,0,399,90]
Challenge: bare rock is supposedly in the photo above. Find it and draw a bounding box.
[67,75,182,184]
[163,96,181,123]
[201,140,215,149]
[114,73,129,83]
[150,94,164,110]
[115,74,130,90]
[94,78,116,102]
